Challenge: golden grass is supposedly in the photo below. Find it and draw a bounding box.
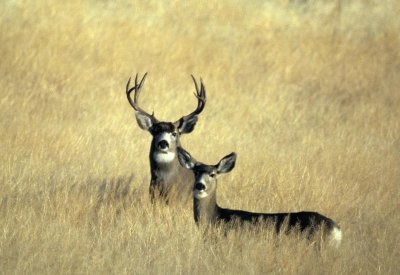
[1,0,399,274]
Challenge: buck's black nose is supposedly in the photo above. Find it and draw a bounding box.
[157,140,169,150]
[195,183,206,191]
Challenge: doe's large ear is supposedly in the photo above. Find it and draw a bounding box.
[177,147,196,169]
[176,115,199,134]
[216,153,236,174]
[135,111,154,131]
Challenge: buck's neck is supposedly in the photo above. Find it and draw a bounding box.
[150,153,177,178]
[193,191,219,225]
[149,141,189,181]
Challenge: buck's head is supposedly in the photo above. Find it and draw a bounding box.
[126,73,206,163]
[177,147,236,199]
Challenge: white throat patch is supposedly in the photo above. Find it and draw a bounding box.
[152,151,175,163]
[194,189,208,199]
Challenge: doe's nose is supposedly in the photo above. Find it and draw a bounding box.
[157,140,169,150]
[195,183,206,191]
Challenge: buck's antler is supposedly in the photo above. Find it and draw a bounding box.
[180,75,207,121]
[126,73,157,121]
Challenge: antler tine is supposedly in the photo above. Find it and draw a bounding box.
[191,75,200,96]
[200,79,206,102]
[133,72,148,105]
[182,75,207,120]
[126,73,154,118]
[134,73,139,92]
[126,77,135,108]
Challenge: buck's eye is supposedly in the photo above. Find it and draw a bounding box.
[210,173,216,178]
[172,132,177,137]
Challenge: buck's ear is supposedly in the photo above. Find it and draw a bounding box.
[216,153,236,174]
[177,147,196,169]
[176,115,199,134]
[135,111,153,131]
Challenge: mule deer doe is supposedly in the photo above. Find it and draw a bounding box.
[126,73,206,203]
[177,147,342,247]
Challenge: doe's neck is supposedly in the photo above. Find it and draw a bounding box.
[193,192,219,225]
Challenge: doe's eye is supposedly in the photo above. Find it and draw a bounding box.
[172,132,177,137]
[210,173,216,178]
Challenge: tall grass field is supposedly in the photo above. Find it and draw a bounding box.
[1,0,399,274]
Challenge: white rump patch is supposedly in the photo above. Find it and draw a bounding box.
[194,189,208,199]
[152,152,175,163]
[330,227,342,248]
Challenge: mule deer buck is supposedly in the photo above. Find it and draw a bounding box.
[126,73,206,203]
[177,147,342,247]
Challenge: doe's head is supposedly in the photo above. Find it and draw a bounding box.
[126,73,206,159]
[177,147,236,199]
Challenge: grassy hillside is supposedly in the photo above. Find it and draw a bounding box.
[1,0,399,274]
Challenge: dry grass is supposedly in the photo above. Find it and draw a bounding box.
[1,0,399,274]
